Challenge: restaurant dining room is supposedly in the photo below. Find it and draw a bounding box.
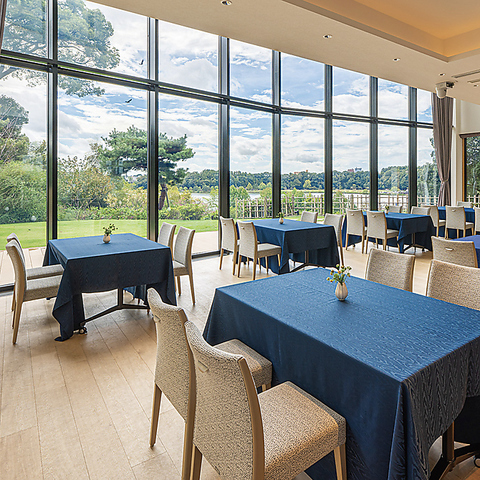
[2,0,480,479]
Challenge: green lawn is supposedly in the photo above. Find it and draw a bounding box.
[1,219,218,249]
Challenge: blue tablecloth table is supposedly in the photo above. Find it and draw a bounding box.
[44,233,175,340]
[438,207,475,238]
[456,234,480,265]
[342,212,435,253]
[249,219,339,274]
[204,268,480,480]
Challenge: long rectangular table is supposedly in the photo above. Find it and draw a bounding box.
[204,269,480,480]
[44,233,176,341]
[342,212,435,253]
[250,219,339,274]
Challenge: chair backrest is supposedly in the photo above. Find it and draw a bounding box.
[457,201,473,208]
[475,207,480,232]
[388,205,402,213]
[148,288,191,420]
[431,236,478,268]
[324,213,344,246]
[219,216,238,251]
[300,211,318,223]
[345,209,365,236]
[366,211,387,239]
[428,205,440,227]
[410,206,431,216]
[6,240,27,303]
[365,248,415,291]
[6,233,25,263]
[445,206,466,231]
[158,222,176,253]
[184,321,264,479]
[237,221,258,259]
[426,260,480,310]
[173,226,195,270]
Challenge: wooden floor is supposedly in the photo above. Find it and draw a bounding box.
[0,243,479,480]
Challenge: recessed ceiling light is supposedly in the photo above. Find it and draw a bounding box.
[393,58,401,62]
[221,0,232,5]
[323,34,332,39]
[439,73,446,76]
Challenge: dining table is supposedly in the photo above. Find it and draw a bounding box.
[342,212,435,253]
[204,268,480,480]
[249,218,339,274]
[43,233,176,341]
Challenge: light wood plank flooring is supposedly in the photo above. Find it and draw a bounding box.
[0,243,479,480]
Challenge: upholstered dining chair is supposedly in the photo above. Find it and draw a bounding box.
[147,289,272,480]
[365,248,415,292]
[475,207,480,234]
[6,233,63,313]
[6,240,62,344]
[426,260,480,309]
[445,206,474,238]
[219,216,239,275]
[425,205,445,237]
[431,236,478,268]
[185,321,347,480]
[410,206,431,215]
[300,211,318,223]
[237,221,282,281]
[366,211,398,251]
[345,209,367,253]
[457,201,473,208]
[324,213,344,265]
[157,222,176,255]
[387,205,402,213]
[173,226,195,304]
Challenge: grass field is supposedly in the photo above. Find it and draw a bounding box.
[0,219,218,249]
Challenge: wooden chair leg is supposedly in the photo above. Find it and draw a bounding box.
[266,257,269,274]
[188,273,195,305]
[252,256,257,281]
[345,234,349,250]
[219,248,224,269]
[176,275,182,295]
[149,384,162,447]
[339,244,344,265]
[277,254,281,270]
[232,250,238,276]
[181,422,194,480]
[190,446,203,480]
[334,444,347,480]
[12,299,22,344]
[261,382,271,392]
[238,257,242,277]
[11,289,15,311]
[361,236,365,254]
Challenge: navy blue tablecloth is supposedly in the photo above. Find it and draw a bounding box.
[44,233,176,340]
[251,219,339,274]
[456,234,480,265]
[438,207,475,238]
[342,212,435,253]
[204,269,480,480]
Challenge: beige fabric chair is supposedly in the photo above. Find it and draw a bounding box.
[237,221,282,281]
[324,213,344,265]
[445,206,474,238]
[6,240,61,344]
[157,222,176,254]
[6,233,63,312]
[457,201,473,208]
[147,289,272,480]
[185,321,347,480]
[388,205,402,213]
[300,211,318,223]
[365,248,415,292]
[345,209,367,254]
[366,211,398,251]
[173,226,195,304]
[426,260,480,310]
[431,236,478,268]
[410,206,431,215]
[425,205,445,237]
[219,216,239,275]
[475,207,480,234]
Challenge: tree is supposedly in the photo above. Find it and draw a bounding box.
[2,0,120,96]
[0,94,29,164]
[303,179,312,190]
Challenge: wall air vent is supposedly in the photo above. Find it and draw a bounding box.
[467,78,480,84]
[452,69,480,79]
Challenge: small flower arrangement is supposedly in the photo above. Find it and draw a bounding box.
[103,223,117,236]
[384,205,390,212]
[278,211,284,224]
[327,264,352,285]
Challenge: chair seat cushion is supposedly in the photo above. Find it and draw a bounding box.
[27,264,64,280]
[257,243,282,258]
[386,229,399,239]
[173,260,188,276]
[215,339,272,389]
[260,382,346,480]
[25,275,61,302]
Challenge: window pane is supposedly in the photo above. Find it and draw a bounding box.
[58,79,147,239]
[333,121,370,213]
[159,21,218,92]
[159,95,218,254]
[465,136,480,201]
[282,115,324,218]
[58,0,146,78]
[281,54,324,110]
[333,67,369,116]
[230,108,272,219]
[378,125,409,210]
[417,128,439,205]
[378,79,408,120]
[230,40,271,102]
[417,89,433,123]
[3,0,46,57]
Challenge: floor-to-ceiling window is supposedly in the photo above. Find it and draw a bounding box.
[464,134,480,203]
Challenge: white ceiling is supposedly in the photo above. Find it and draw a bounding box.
[91,0,480,105]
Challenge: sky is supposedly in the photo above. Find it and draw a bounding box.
[0,0,434,179]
